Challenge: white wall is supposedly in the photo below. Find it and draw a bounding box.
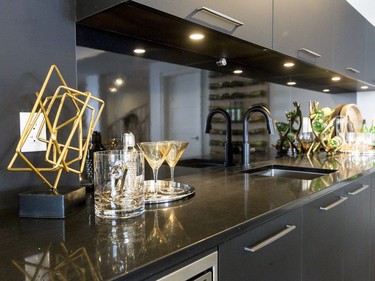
[356,91,375,125]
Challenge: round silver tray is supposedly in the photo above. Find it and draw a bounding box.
[144,180,195,204]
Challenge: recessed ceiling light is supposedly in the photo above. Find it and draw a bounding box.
[323,89,330,93]
[189,33,205,40]
[331,76,341,81]
[361,85,369,90]
[114,78,124,87]
[284,62,295,68]
[109,87,117,93]
[287,81,296,86]
[233,69,243,74]
[134,48,146,54]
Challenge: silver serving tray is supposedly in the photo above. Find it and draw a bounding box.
[144,180,195,204]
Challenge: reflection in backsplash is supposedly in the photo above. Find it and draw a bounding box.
[77,46,356,160]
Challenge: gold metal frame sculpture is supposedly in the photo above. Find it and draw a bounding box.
[8,65,105,190]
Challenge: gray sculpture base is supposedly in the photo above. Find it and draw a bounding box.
[19,186,86,219]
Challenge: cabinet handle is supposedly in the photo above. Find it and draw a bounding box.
[348,184,369,195]
[298,48,321,58]
[196,7,244,27]
[319,196,348,211]
[346,67,361,74]
[244,224,296,253]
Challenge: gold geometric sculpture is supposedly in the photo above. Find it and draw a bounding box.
[8,65,105,190]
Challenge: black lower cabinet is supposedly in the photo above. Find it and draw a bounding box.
[343,176,371,281]
[219,208,302,281]
[302,188,346,281]
[303,175,371,281]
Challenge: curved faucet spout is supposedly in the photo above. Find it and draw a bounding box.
[242,105,274,167]
[205,108,234,167]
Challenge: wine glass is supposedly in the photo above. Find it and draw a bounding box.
[138,142,171,197]
[162,141,189,194]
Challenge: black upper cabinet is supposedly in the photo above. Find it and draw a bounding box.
[131,0,273,49]
[333,0,367,81]
[273,0,334,70]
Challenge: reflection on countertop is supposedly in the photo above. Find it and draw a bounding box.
[1,153,375,280]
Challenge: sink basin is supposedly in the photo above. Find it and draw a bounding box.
[243,165,336,180]
[177,158,223,168]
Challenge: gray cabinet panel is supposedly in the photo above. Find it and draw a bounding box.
[343,176,371,281]
[273,0,334,69]
[333,0,366,81]
[132,0,272,48]
[366,22,375,84]
[303,190,346,281]
[219,208,302,281]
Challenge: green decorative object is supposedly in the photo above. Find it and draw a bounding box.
[274,101,303,156]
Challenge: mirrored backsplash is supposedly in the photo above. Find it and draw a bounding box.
[77,46,356,161]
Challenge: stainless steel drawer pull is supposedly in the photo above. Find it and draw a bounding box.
[197,7,244,27]
[346,67,360,74]
[320,196,348,211]
[348,184,369,195]
[244,224,296,253]
[298,48,321,58]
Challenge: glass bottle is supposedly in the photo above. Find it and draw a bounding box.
[84,131,106,192]
[361,119,369,133]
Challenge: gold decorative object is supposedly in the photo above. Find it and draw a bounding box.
[8,65,105,190]
[307,101,343,156]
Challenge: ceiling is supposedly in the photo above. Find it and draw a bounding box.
[347,0,375,26]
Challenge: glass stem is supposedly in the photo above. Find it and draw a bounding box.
[152,168,159,195]
[170,167,175,182]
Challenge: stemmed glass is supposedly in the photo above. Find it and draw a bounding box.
[138,142,172,197]
[162,141,189,194]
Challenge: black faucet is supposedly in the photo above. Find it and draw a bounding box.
[242,105,275,167]
[205,108,234,167]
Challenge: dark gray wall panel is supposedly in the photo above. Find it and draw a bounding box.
[0,0,77,209]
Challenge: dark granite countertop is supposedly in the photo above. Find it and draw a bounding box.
[1,153,374,280]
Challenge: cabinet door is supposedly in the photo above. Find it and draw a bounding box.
[303,190,347,281]
[371,174,375,281]
[273,0,334,69]
[131,0,273,48]
[333,0,366,81]
[366,22,375,85]
[219,208,302,281]
[343,176,371,281]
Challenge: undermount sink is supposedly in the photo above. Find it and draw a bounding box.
[177,158,224,168]
[243,165,336,180]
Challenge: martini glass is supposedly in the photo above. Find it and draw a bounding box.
[162,141,189,194]
[138,142,171,197]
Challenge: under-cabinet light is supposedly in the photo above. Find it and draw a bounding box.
[331,76,341,81]
[233,69,243,74]
[283,62,295,68]
[323,89,330,93]
[361,85,369,90]
[189,33,205,40]
[134,48,146,54]
[287,81,296,86]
